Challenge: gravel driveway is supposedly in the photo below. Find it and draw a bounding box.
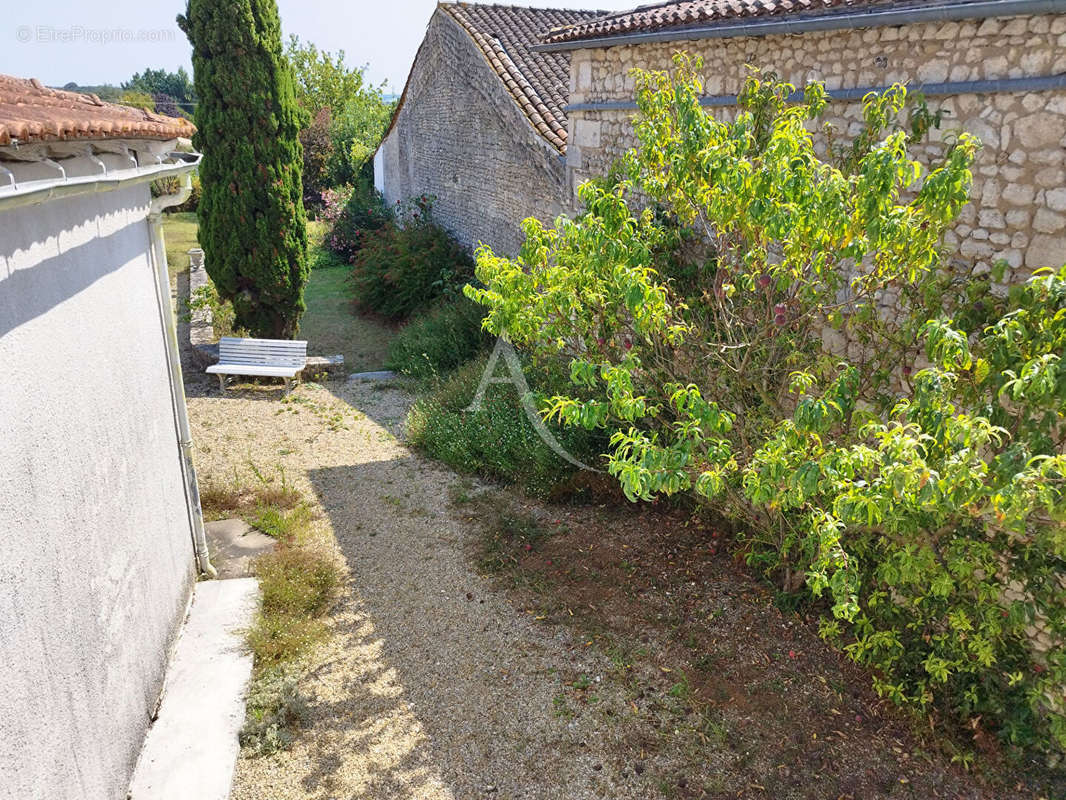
[186,377,634,800]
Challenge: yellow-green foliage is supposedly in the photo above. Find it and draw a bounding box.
[469,57,1066,758]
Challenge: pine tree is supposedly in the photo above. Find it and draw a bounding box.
[179,0,308,338]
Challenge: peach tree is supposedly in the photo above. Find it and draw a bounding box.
[468,58,1065,757]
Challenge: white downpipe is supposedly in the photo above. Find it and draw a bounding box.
[147,171,217,578]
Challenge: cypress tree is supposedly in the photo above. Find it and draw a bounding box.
[179,0,308,338]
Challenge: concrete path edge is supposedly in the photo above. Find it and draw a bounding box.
[127,578,257,800]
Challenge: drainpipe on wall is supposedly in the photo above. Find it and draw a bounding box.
[0,150,214,574]
[147,173,217,578]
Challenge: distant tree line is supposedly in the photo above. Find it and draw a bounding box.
[61,66,197,120]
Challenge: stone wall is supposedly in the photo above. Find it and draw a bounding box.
[379,10,568,256]
[566,13,1066,280]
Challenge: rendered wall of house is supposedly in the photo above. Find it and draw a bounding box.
[378,10,568,255]
[0,183,195,800]
[565,13,1066,281]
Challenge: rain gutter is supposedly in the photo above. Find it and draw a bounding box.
[0,151,202,211]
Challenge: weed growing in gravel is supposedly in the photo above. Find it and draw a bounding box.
[219,474,346,756]
[279,388,362,433]
[249,503,315,540]
[249,542,341,665]
[199,464,301,521]
[239,665,310,756]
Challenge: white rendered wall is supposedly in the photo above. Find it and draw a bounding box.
[0,183,196,800]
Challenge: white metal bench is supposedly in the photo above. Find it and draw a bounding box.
[206,337,307,392]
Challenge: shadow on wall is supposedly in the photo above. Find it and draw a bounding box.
[0,209,146,339]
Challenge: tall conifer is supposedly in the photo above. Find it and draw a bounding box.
[179,0,308,338]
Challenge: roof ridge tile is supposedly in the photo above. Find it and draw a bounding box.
[543,0,964,44]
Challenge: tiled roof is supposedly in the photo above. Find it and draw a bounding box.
[542,0,975,45]
[0,75,195,147]
[441,2,603,152]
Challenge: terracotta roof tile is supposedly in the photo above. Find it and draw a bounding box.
[0,74,195,147]
[543,0,985,44]
[442,2,603,152]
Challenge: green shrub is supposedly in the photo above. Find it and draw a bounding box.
[385,296,492,379]
[469,57,1066,758]
[351,196,473,320]
[321,180,392,261]
[406,356,605,497]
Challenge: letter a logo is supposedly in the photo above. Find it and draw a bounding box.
[465,336,597,471]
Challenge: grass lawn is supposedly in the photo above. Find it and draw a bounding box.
[162,211,199,279]
[301,221,393,372]
[162,214,391,371]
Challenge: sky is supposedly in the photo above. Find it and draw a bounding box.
[3,0,640,94]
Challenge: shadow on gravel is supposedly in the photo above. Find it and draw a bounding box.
[306,448,1058,800]
[304,454,636,800]
[296,456,462,798]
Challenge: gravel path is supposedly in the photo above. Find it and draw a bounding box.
[185,375,635,800]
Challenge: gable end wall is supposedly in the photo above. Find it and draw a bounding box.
[379,10,568,256]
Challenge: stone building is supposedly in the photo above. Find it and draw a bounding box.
[374,2,602,255]
[541,0,1066,279]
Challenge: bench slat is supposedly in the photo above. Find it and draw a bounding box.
[207,364,301,377]
[217,339,307,349]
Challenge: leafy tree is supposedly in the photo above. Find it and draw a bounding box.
[300,108,334,211]
[179,0,309,338]
[61,82,122,102]
[118,90,155,111]
[285,35,367,118]
[326,93,393,187]
[469,57,1066,757]
[151,93,181,118]
[285,35,393,190]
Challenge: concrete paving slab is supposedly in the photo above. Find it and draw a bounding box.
[128,578,257,800]
[205,518,276,579]
[347,369,397,382]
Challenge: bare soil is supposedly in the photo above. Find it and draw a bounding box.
[461,485,1063,800]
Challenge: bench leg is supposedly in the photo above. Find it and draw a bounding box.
[283,377,292,395]
[217,374,227,392]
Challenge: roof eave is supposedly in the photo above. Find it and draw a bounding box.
[534,0,1066,52]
